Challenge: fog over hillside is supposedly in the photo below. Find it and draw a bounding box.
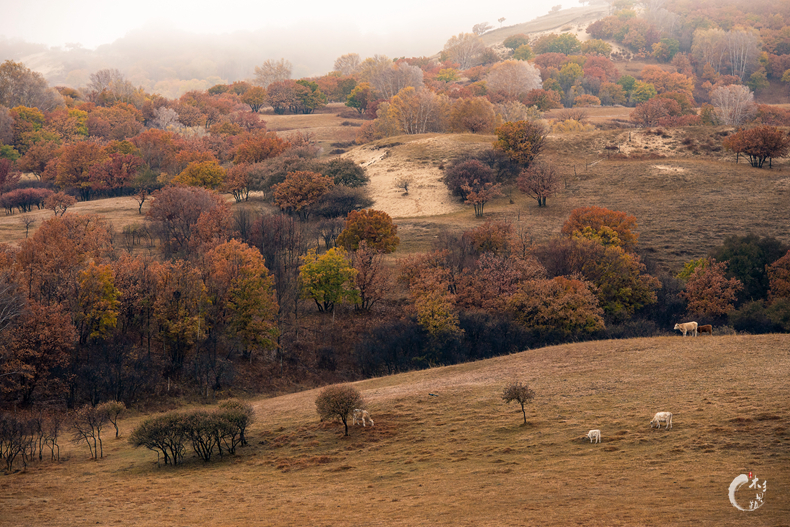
[1,0,566,96]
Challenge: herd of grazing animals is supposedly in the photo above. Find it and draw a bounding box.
[355,323,706,445]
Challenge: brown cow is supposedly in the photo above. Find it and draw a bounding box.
[698,324,713,335]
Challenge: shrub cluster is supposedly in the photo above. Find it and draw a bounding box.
[0,188,54,214]
[129,399,253,465]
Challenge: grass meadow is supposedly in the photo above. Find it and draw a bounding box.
[2,334,789,526]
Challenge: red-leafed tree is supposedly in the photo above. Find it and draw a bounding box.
[517,161,561,207]
[273,171,333,220]
[233,132,289,164]
[682,259,743,318]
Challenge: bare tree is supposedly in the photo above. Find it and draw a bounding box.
[367,61,424,100]
[71,405,108,460]
[0,275,25,333]
[726,29,761,80]
[152,107,180,130]
[502,381,535,425]
[333,53,361,76]
[19,216,35,238]
[444,33,486,70]
[253,59,292,88]
[394,175,413,194]
[88,68,125,94]
[486,60,542,100]
[99,401,126,438]
[472,22,493,36]
[712,84,756,125]
[691,28,728,75]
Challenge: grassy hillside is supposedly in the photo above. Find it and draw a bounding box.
[3,334,789,525]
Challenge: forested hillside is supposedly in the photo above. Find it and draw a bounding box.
[1,0,790,418]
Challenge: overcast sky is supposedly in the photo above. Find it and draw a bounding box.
[1,0,564,50]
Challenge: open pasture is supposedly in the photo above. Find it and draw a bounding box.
[2,334,789,526]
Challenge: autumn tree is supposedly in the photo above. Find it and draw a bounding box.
[517,161,561,207]
[462,180,502,217]
[722,126,790,168]
[443,159,497,199]
[299,247,358,313]
[503,34,530,50]
[146,186,229,256]
[151,259,208,377]
[561,206,639,251]
[240,86,267,113]
[98,401,126,439]
[1,301,75,406]
[43,192,77,217]
[709,234,789,302]
[681,259,743,318]
[449,97,497,133]
[767,250,790,302]
[273,170,333,220]
[75,261,120,344]
[253,59,292,88]
[630,98,681,126]
[204,240,279,361]
[502,381,535,425]
[233,132,289,164]
[351,241,390,311]
[88,153,143,194]
[337,209,399,253]
[345,83,373,115]
[509,276,605,334]
[71,404,108,459]
[493,120,547,168]
[321,158,369,188]
[531,238,659,321]
[173,159,226,189]
[315,384,364,436]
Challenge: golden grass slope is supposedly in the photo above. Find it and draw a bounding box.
[2,334,789,526]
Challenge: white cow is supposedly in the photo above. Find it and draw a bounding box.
[587,429,601,444]
[352,409,374,427]
[674,321,698,337]
[650,411,673,430]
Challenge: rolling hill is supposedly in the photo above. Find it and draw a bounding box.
[2,333,789,525]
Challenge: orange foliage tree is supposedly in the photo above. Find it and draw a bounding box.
[204,240,279,361]
[273,171,333,220]
[722,125,790,168]
[337,209,399,253]
[561,206,639,251]
[681,259,743,318]
[508,276,605,334]
[233,132,289,164]
[766,250,790,303]
[493,120,547,168]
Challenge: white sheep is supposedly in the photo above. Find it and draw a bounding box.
[352,408,374,427]
[650,411,673,430]
[587,429,601,443]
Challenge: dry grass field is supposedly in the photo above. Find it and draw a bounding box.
[2,334,789,526]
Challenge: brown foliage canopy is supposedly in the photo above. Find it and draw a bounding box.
[561,206,639,251]
[315,384,364,436]
[337,209,399,253]
[722,125,790,168]
[493,120,547,167]
[273,171,333,220]
[682,259,743,317]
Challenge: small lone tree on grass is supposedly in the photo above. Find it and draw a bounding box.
[502,381,535,425]
[98,400,126,438]
[315,384,364,436]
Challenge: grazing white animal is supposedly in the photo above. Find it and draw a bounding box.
[650,411,673,430]
[352,409,374,427]
[587,429,601,444]
[674,321,698,337]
